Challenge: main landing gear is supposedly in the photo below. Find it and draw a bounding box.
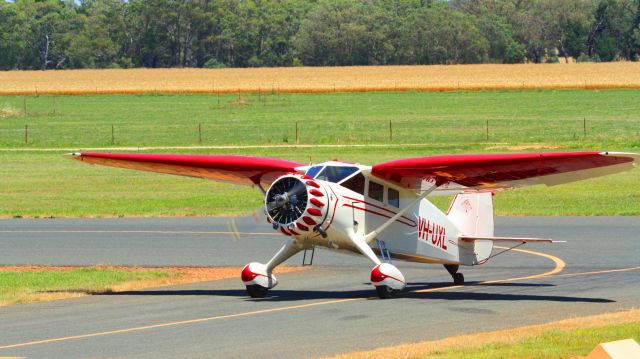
[245,284,269,298]
[371,263,406,299]
[349,236,407,299]
[241,239,302,298]
[444,264,464,285]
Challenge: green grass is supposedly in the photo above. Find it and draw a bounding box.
[2,147,639,217]
[0,268,172,306]
[0,89,638,217]
[1,90,639,148]
[426,322,640,359]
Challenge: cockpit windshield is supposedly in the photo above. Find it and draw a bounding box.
[305,166,323,179]
[315,166,359,183]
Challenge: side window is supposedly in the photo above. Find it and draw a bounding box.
[388,188,400,208]
[341,173,365,195]
[368,180,384,202]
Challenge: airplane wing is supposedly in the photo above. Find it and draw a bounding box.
[371,151,639,190]
[67,152,303,187]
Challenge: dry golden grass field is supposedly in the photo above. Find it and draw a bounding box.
[1,62,639,95]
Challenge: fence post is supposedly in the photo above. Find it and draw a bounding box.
[295,121,299,144]
[199,123,202,144]
[25,125,28,144]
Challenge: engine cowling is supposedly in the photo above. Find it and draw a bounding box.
[265,173,330,237]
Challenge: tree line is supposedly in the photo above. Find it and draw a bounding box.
[0,0,638,70]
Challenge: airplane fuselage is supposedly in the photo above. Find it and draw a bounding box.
[265,171,477,266]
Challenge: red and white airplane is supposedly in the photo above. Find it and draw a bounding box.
[69,151,638,299]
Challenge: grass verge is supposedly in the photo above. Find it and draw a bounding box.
[0,265,303,307]
[1,90,639,148]
[2,147,638,217]
[328,309,640,359]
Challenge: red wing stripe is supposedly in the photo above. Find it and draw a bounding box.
[71,153,303,187]
[371,152,637,189]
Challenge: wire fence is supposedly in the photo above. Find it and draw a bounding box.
[1,93,639,148]
[2,118,639,148]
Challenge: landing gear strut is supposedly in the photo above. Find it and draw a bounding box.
[444,264,464,285]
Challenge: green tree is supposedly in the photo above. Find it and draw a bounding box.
[294,0,400,66]
[473,12,526,63]
[0,2,27,69]
[17,0,72,70]
[401,3,489,64]
[65,0,125,68]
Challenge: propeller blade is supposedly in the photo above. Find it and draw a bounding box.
[266,200,279,211]
[286,181,306,197]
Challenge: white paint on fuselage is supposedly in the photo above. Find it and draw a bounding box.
[287,175,469,266]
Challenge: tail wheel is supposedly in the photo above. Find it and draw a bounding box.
[453,273,464,285]
[375,285,399,299]
[246,285,268,298]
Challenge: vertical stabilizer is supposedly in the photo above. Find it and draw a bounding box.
[447,192,494,264]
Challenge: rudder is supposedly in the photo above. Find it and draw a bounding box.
[447,192,494,264]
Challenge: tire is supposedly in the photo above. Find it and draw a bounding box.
[246,285,268,298]
[453,272,464,285]
[375,285,398,299]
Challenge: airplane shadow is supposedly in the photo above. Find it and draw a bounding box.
[407,281,555,288]
[88,281,614,304]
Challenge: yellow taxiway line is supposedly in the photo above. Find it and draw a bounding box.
[480,246,566,284]
[1,247,637,351]
[554,266,640,278]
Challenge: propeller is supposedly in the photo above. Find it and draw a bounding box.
[226,207,269,242]
[265,176,308,226]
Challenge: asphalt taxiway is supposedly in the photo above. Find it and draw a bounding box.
[0,217,638,358]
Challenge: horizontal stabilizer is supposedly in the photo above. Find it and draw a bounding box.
[459,235,562,244]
